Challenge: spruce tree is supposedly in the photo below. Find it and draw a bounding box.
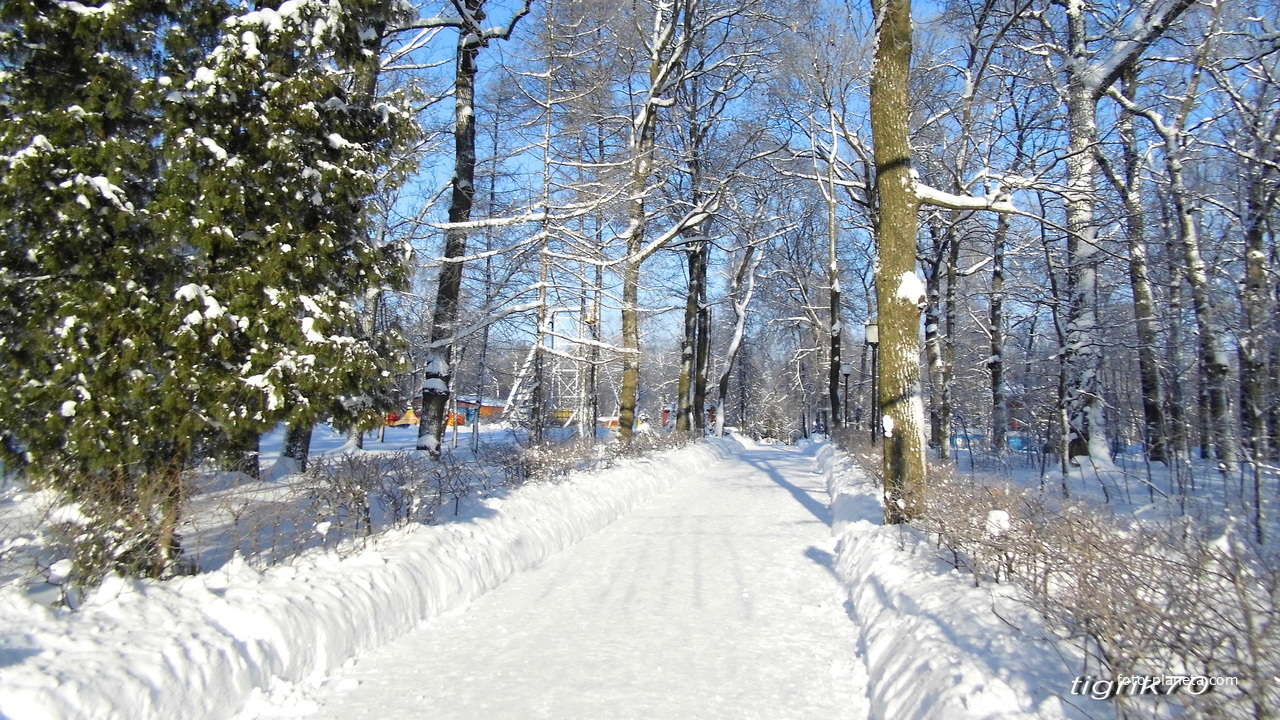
[156,0,415,444]
[0,0,197,578]
[0,0,414,582]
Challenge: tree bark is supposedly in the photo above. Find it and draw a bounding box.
[989,213,1008,453]
[419,2,483,456]
[1061,6,1107,461]
[1151,110,1239,471]
[924,242,944,449]
[617,3,680,445]
[284,422,312,473]
[716,245,758,436]
[1099,72,1168,463]
[870,0,926,523]
[940,216,959,460]
[693,239,711,432]
[619,253,643,442]
[1059,0,1195,462]
[825,120,843,428]
[676,242,703,431]
[529,244,550,445]
[1121,86,1167,464]
[1239,164,1274,468]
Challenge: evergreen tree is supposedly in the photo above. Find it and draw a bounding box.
[0,0,414,582]
[0,0,194,578]
[157,0,416,444]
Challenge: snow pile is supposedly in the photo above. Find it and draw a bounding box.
[0,440,734,720]
[815,443,1112,720]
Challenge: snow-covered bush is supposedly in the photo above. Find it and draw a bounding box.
[827,427,882,487]
[827,430,1277,718]
[624,429,695,456]
[914,468,1279,720]
[481,441,606,486]
[301,451,478,543]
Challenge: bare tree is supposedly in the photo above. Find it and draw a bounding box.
[417,0,533,456]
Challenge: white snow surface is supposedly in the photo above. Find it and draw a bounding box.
[817,443,1113,720]
[1,437,1118,720]
[266,439,869,720]
[895,270,927,306]
[0,441,734,720]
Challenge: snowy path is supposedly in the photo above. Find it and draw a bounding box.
[302,443,870,720]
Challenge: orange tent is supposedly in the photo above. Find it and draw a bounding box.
[390,408,420,426]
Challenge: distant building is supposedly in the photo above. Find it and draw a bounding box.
[456,396,508,423]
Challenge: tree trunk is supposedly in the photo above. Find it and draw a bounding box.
[870,0,925,523]
[529,240,550,445]
[1116,75,1169,464]
[676,243,701,432]
[1164,218,1190,483]
[826,126,843,428]
[693,242,711,432]
[1239,185,1272,466]
[989,213,1008,453]
[284,422,312,473]
[619,254,643,442]
[716,245,758,437]
[221,429,261,480]
[924,248,944,449]
[616,10,668,446]
[419,8,483,457]
[1058,0,1195,462]
[940,217,960,461]
[1061,22,1108,462]
[589,259,603,439]
[1162,129,1238,471]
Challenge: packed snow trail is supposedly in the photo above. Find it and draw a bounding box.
[294,442,870,720]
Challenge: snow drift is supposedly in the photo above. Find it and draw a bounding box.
[815,442,1112,720]
[0,440,733,720]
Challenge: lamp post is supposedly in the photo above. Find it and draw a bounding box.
[840,362,853,428]
[866,319,879,445]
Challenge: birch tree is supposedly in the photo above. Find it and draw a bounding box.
[1048,0,1195,462]
[614,0,762,443]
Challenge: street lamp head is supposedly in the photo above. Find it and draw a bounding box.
[840,362,853,378]
[865,318,879,346]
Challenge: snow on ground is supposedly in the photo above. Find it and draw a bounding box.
[0,439,729,720]
[249,438,869,720]
[817,442,1115,720]
[1,434,1127,720]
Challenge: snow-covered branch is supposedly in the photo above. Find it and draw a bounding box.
[912,183,1020,214]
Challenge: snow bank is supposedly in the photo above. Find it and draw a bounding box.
[0,440,735,720]
[814,443,1113,720]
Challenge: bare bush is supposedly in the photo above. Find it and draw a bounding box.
[827,436,1278,720]
[916,469,1279,719]
[479,439,617,486]
[37,463,196,590]
[301,451,478,548]
[829,428,882,487]
[624,429,695,457]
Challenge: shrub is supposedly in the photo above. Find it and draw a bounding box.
[301,451,477,546]
[917,468,1280,719]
